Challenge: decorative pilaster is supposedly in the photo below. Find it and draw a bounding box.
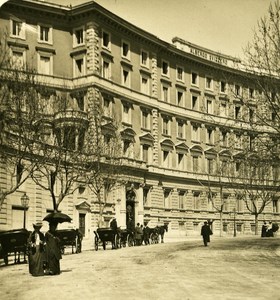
[86,22,100,74]
[151,52,158,98]
[152,108,159,165]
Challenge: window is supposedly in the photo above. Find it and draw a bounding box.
[74,57,85,77]
[177,153,184,170]
[162,60,169,76]
[207,158,214,174]
[142,144,150,163]
[235,84,241,96]
[102,59,110,79]
[205,77,213,90]
[192,125,200,141]
[207,128,214,145]
[249,88,255,98]
[235,133,242,149]
[162,85,169,102]
[193,156,199,172]
[39,25,52,43]
[191,72,198,85]
[123,103,131,124]
[273,199,279,213]
[162,118,170,135]
[177,90,184,107]
[220,102,227,117]
[193,192,200,210]
[141,76,149,95]
[177,66,184,81]
[163,150,170,168]
[12,50,25,69]
[178,191,185,209]
[11,19,25,39]
[142,110,150,130]
[103,97,112,118]
[122,68,130,87]
[122,41,130,59]
[102,31,110,49]
[220,81,227,93]
[235,106,241,119]
[140,50,148,67]
[221,131,228,147]
[177,121,184,139]
[249,108,255,122]
[123,140,131,156]
[73,27,84,46]
[206,100,213,114]
[192,95,199,110]
[38,55,52,75]
[164,189,171,208]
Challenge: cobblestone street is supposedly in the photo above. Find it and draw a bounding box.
[1,236,280,300]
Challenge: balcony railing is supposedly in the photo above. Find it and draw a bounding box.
[53,110,89,129]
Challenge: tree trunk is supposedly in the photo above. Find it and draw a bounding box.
[219,211,223,237]
[254,214,259,235]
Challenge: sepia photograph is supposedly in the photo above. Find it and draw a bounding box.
[0,0,280,299]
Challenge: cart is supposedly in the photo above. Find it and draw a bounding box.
[56,229,83,254]
[94,228,121,251]
[119,229,135,247]
[0,228,30,265]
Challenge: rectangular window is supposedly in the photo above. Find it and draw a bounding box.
[122,68,130,87]
[192,125,199,141]
[207,128,213,145]
[122,41,130,59]
[74,28,84,46]
[206,100,213,114]
[39,25,52,43]
[177,90,184,107]
[102,31,110,49]
[102,59,110,79]
[162,118,169,135]
[193,156,199,172]
[193,193,200,210]
[11,19,24,38]
[235,106,241,119]
[249,88,255,98]
[177,122,184,138]
[141,76,149,95]
[12,51,25,69]
[205,77,213,90]
[103,97,112,117]
[191,72,198,85]
[162,85,169,102]
[220,102,227,117]
[235,84,241,96]
[38,55,51,75]
[162,60,169,76]
[192,95,198,110]
[142,145,149,163]
[178,191,185,209]
[74,57,84,77]
[141,50,148,67]
[177,66,184,81]
[178,153,184,170]
[164,190,171,208]
[220,81,227,93]
[273,199,279,213]
[207,159,214,174]
[142,111,150,129]
[221,132,228,147]
[123,104,131,124]
[163,151,170,168]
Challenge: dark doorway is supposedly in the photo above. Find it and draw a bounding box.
[79,213,86,236]
[126,189,136,228]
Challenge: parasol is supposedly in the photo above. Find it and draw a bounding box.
[43,212,72,224]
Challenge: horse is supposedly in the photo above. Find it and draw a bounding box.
[156,224,168,243]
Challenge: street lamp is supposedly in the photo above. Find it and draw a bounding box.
[233,208,237,237]
[21,192,29,229]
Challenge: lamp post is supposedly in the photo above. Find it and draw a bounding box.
[233,208,237,237]
[21,192,29,229]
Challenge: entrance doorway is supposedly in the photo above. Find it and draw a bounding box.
[126,189,136,228]
[79,213,86,236]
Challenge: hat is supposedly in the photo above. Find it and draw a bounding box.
[33,222,43,229]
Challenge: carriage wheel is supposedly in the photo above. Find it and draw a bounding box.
[127,234,134,247]
[94,236,99,251]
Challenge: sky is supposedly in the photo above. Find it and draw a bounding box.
[0,0,276,58]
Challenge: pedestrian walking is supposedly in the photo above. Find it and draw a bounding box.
[201,221,212,247]
[28,222,46,276]
[135,223,143,246]
[261,221,267,237]
[45,222,62,275]
[143,222,150,245]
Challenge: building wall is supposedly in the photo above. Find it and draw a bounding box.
[0,0,279,239]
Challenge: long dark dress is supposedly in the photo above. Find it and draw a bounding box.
[201,224,212,246]
[28,231,45,276]
[45,231,62,275]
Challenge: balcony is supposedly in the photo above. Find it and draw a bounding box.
[53,110,88,129]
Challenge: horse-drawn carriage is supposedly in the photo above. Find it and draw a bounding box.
[119,229,134,247]
[56,229,83,254]
[94,227,121,250]
[0,228,29,265]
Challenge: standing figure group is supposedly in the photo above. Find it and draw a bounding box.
[261,221,277,237]
[28,222,62,276]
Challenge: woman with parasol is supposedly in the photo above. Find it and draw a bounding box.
[44,212,71,275]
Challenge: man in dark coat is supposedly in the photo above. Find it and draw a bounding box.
[201,221,212,247]
[143,222,150,245]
